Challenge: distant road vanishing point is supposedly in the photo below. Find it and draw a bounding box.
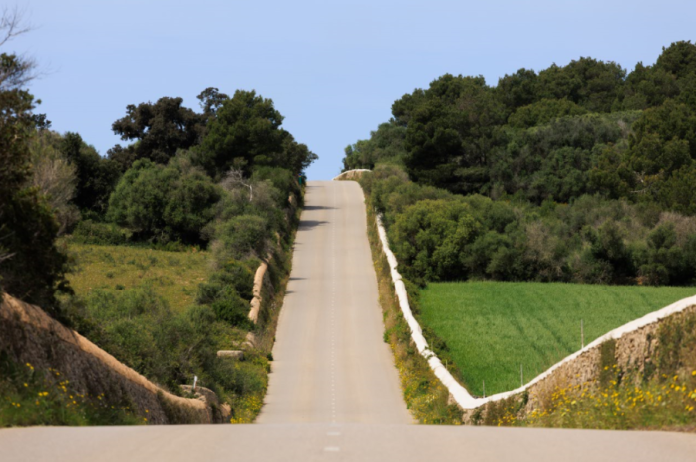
[1,181,695,462]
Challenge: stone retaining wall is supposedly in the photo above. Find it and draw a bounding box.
[0,294,227,424]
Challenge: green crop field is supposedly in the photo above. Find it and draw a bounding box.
[65,243,211,312]
[419,282,696,396]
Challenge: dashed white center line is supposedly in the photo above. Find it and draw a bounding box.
[329,187,337,424]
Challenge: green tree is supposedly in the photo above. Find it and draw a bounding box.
[59,132,121,215]
[343,121,406,171]
[0,14,69,313]
[537,58,626,112]
[496,68,539,111]
[655,41,696,80]
[194,90,284,179]
[27,130,79,234]
[110,96,205,170]
[638,224,685,285]
[389,199,480,283]
[194,89,315,179]
[658,164,696,215]
[621,63,679,110]
[507,98,587,129]
[107,157,221,244]
[196,87,229,117]
[401,74,506,194]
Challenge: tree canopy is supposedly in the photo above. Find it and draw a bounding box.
[0,12,69,314]
[345,41,696,214]
[193,89,317,180]
[349,40,696,288]
[110,96,206,170]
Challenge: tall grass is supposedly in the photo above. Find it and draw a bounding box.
[65,243,210,312]
[419,281,696,396]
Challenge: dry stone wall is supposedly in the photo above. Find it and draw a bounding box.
[0,294,227,424]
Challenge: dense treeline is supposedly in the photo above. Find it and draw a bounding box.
[350,41,696,287]
[345,41,696,214]
[2,82,316,314]
[362,165,696,287]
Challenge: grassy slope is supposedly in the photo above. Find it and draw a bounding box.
[420,281,696,396]
[65,244,210,312]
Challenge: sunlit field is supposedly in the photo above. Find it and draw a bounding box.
[419,282,696,396]
[65,244,210,312]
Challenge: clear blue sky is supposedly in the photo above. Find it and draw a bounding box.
[10,0,696,180]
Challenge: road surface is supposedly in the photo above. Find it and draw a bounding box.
[1,180,695,461]
[257,181,411,424]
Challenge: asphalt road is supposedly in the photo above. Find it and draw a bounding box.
[1,180,695,461]
[257,181,411,424]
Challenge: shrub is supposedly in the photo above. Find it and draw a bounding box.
[107,157,221,245]
[71,220,131,245]
[251,166,298,204]
[196,261,254,329]
[211,294,252,329]
[390,199,481,283]
[0,84,70,315]
[27,131,80,235]
[213,215,268,261]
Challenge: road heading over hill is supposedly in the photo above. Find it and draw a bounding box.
[257,180,411,424]
[1,180,695,461]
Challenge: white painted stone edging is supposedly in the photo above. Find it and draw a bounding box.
[341,169,696,409]
[333,169,371,181]
[374,215,696,410]
[374,214,481,409]
[481,292,696,405]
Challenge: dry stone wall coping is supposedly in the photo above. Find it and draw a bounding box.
[332,169,371,181]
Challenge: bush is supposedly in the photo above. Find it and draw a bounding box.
[211,294,252,329]
[0,84,70,316]
[107,157,221,245]
[251,166,299,205]
[0,189,70,314]
[390,199,481,283]
[215,261,254,299]
[70,285,239,393]
[27,130,80,235]
[196,260,255,329]
[71,220,132,245]
[213,215,268,261]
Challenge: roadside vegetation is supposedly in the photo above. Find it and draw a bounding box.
[364,206,462,424]
[349,40,696,428]
[420,282,695,396]
[0,358,141,427]
[0,10,316,426]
